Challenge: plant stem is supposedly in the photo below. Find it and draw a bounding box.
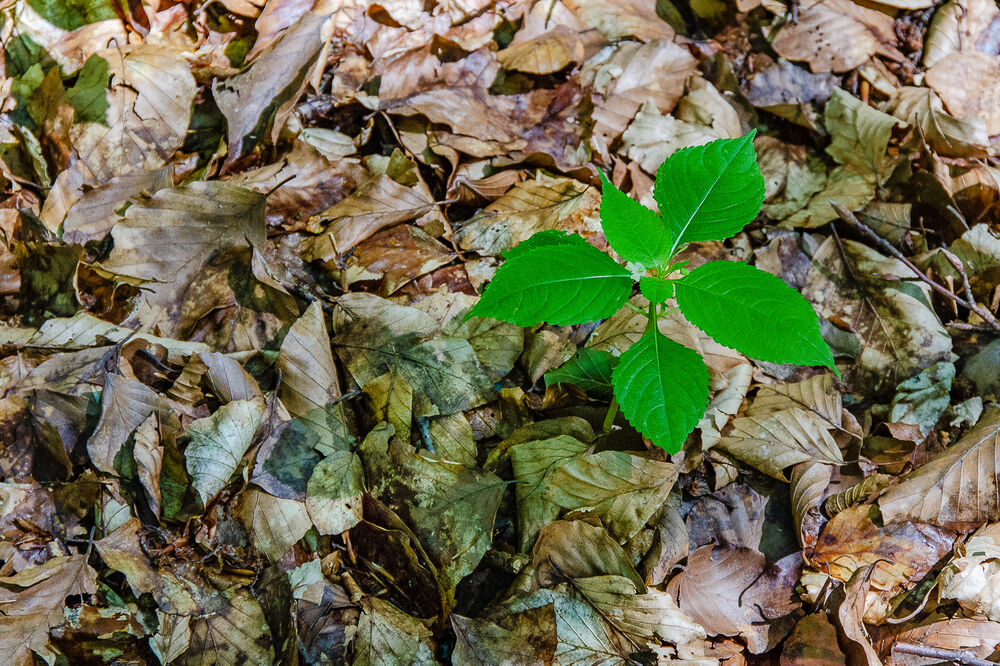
[602,396,619,434]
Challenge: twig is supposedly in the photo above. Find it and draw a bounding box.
[893,642,997,666]
[832,202,1000,333]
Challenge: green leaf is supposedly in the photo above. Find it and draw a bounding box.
[652,131,765,252]
[467,243,633,326]
[545,349,619,400]
[612,328,710,453]
[639,276,673,304]
[502,229,591,260]
[674,261,836,371]
[598,171,671,266]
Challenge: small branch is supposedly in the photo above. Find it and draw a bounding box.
[832,203,1000,333]
[893,642,997,666]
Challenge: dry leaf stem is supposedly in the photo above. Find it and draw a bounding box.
[893,642,997,666]
[832,202,1000,333]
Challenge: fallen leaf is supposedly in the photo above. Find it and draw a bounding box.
[237,487,312,561]
[305,450,365,535]
[772,0,897,73]
[926,51,1000,135]
[184,397,265,506]
[353,597,438,666]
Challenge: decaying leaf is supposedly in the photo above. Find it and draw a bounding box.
[772,0,898,73]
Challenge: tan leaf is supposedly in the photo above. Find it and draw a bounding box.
[87,374,168,475]
[182,591,274,666]
[580,40,697,145]
[364,373,413,445]
[810,505,956,623]
[879,408,1000,530]
[133,413,164,518]
[790,461,832,551]
[70,45,196,182]
[716,408,843,481]
[344,224,454,295]
[876,614,1000,663]
[772,0,897,73]
[185,398,266,506]
[926,50,1000,135]
[0,554,97,665]
[353,597,438,666]
[214,11,327,164]
[304,175,435,260]
[150,611,191,666]
[667,545,800,654]
[100,181,266,334]
[622,101,728,173]
[200,352,263,404]
[427,413,477,466]
[278,300,352,450]
[923,0,1000,67]
[531,520,645,590]
[451,610,557,665]
[237,487,312,561]
[564,0,674,41]
[454,172,602,256]
[60,167,172,242]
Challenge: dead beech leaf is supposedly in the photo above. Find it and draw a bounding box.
[563,0,674,41]
[344,224,454,295]
[451,610,557,665]
[580,40,697,147]
[937,522,1000,621]
[236,487,311,561]
[876,614,1000,663]
[926,51,1000,135]
[532,520,645,590]
[214,11,328,164]
[100,181,266,334]
[185,398,266,507]
[622,101,730,174]
[70,45,196,183]
[0,554,98,665]
[666,545,801,654]
[810,505,956,623]
[184,590,275,665]
[887,86,989,159]
[824,88,908,186]
[305,450,365,536]
[454,172,602,257]
[879,407,1000,530]
[60,167,172,242]
[304,175,435,260]
[497,0,591,74]
[686,483,767,552]
[277,300,352,451]
[87,374,168,475]
[744,58,837,130]
[353,597,437,665]
[716,408,843,481]
[923,0,1000,67]
[772,0,897,73]
[826,565,882,666]
[780,613,846,665]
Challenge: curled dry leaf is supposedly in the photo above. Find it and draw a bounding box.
[531,519,645,590]
[923,0,1000,67]
[883,86,989,158]
[809,504,956,623]
[879,407,1000,530]
[937,521,1000,620]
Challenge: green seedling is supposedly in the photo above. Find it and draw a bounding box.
[467,131,837,453]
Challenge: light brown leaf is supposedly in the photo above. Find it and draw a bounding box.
[87,374,168,475]
[923,0,1000,67]
[237,487,312,561]
[772,0,897,73]
[306,450,365,536]
[879,407,1000,530]
[716,408,843,481]
[927,50,1000,135]
[937,522,1000,620]
[531,520,645,590]
[564,0,674,41]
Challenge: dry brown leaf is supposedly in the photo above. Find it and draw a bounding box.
[923,0,1000,67]
[810,505,956,623]
[60,167,173,242]
[667,545,801,654]
[926,50,1000,135]
[790,461,832,551]
[883,86,989,159]
[304,175,435,260]
[686,483,766,552]
[563,0,674,41]
[875,614,1000,663]
[454,172,602,256]
[70,45,196,183]
[236,487,312,561]
[936,522,1000,620]
[716,408,843,481]
[344,224,454,295]
[879,408,1000,530]
[622,101,730,173]
[531,519,645,590]
[826,565,882,666]
[772,0,897,73]
[214,11,328,164]
[580,40,697,148]
[498,0,594,74]
[87,374,168,475]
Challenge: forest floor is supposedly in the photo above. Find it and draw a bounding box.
[3,0,1000,663]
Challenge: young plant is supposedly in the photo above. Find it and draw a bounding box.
[467,131,837,453]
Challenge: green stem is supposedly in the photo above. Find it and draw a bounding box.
[603,396,619,434]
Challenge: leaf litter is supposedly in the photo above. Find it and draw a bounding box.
[4,0,1000,663]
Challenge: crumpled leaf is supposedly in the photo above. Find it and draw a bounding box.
[926,51,1000,135]
[924,0,1000,68]
[883,86,989,158]
[532,520,645,590]
[879,407,1000,530]
[937,522,1000,621]
[185,398,265,506]
[824,88,907,186]
[451,611,557,665]
[0,554,97,665]
[886,360,954,439]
